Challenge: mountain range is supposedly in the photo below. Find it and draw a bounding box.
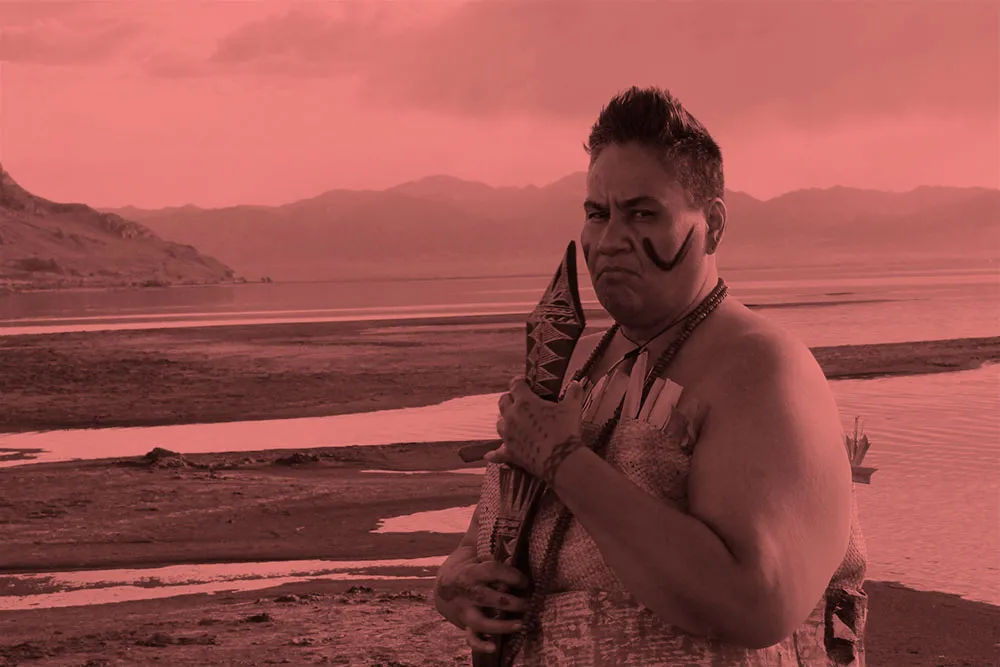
[106,174,999,282]
[0,165,235,291]
[2,164,996,289]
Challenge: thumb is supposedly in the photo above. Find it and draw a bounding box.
[567,380,586,404]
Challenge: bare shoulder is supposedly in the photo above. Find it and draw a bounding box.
[702,305,827,400]
[691,301,849,497]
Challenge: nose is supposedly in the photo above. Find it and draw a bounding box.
[595,215,633,255]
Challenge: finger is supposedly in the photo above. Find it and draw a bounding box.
[469,578,529,614]
[491,586,528,614]
[497,392,513,416]
[484,443,513,466]
[495,415,506,440]
[509,376,530,397]
[462,606,525,636]
[466,627,496,654]
[474,561,532,590]
[454,578,528,616]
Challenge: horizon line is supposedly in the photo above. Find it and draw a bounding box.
[96,176,998,213]
[2,162,995,212]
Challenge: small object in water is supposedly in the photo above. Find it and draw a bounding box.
[846,416,877,484]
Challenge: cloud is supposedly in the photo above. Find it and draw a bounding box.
[0,4,142,65]
[153,1,999,127]
[358,1,1000,126]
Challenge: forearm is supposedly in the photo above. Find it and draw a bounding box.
[551,448,762,644]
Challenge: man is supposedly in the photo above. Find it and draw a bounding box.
[434,86,867,665]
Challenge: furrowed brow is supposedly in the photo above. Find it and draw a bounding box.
[584,196,661,211]
[617,196,661,209]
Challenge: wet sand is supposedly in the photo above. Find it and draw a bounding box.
[1,578,997,667]
[1,318,998,664]
[0,446,997,666]
[0,444,484,573]
[0,312,996,432]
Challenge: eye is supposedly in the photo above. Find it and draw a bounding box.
[585,210,608,221]
[633,210,655,220]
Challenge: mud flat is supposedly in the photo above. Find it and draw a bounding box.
[0,443,485,573]
[0,313,996,432]
[1,446,998,666]
[0,577,996,667]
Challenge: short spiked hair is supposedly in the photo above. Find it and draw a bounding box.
[585,86,725,207]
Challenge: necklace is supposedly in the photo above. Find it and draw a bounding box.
[618,289,704,350]
[500,277,729,665]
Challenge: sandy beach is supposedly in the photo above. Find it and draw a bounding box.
[1,319,998,665]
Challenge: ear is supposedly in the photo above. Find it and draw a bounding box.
[704,198,727,255]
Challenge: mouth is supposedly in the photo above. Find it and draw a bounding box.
[597,267,638,279]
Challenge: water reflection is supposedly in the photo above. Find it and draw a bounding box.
[0,303,558,338]
[0,394,501,468]
[0,556,444,611]
[3,267,996,345]
[373,505,478,534]
[1,367,998,608]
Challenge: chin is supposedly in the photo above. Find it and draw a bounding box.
[598,293,644,324]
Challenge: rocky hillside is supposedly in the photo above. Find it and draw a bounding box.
[0,165,236,291]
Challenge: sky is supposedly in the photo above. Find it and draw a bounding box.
[0,0,997,209]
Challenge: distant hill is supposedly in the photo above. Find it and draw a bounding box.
[105,174,1000,283]
[0,165,237,291]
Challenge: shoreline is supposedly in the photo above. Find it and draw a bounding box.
[1,313,996,433]
[2,576,995,667]
[0,297,955,338]
[2,418,997,665]
[0,451,997,667]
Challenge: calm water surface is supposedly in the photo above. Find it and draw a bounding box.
[1,262,996,609]
[2,264,997,346]
[0,557,443,611]
[2,366,997,607]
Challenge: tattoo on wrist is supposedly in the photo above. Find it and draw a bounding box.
[540,435,585,486]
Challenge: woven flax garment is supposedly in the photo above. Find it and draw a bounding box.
[475,347,869,666]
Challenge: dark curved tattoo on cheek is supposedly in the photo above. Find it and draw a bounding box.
[642,227,695,272]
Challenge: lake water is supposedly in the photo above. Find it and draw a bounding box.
[0,557,444,611]
[2,366,998,608]
[1,263,997,346]
[0,261,997,610]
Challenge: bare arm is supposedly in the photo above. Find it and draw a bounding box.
[549,332,853,648]
[685,333,853,644]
